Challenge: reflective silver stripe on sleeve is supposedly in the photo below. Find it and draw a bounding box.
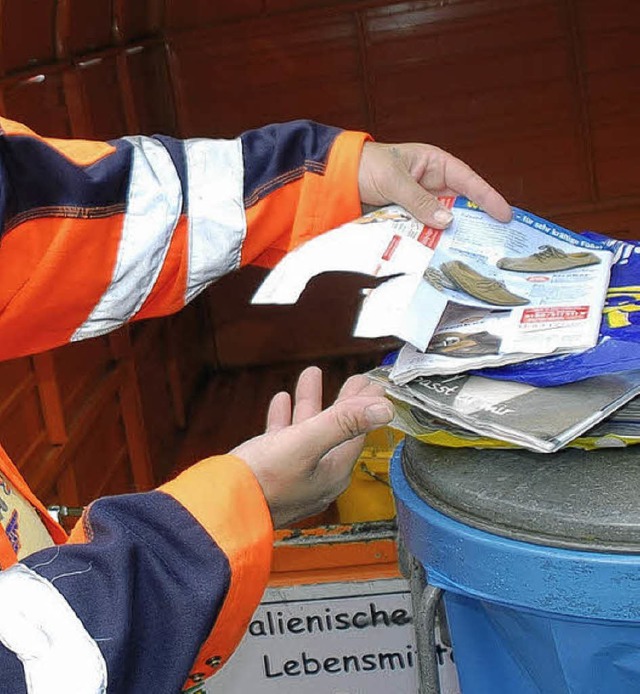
[0,563,107,693]
[72,136,182,341]
[184,138,246,304]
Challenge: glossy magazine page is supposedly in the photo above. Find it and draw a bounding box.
[254,199,613,361]
[369,366,640,453]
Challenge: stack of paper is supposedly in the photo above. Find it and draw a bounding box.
[252,198,640,454]
[368,367,640,454]
[253,198,613,360]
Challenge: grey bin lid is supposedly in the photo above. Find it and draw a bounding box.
[402,437,640,554]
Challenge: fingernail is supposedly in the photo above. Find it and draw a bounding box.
[365,403,394,426]
[434,208,453,226]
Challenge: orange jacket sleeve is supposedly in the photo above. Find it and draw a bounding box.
[0,450,272,692]
[0,118,369,361]
[0,117,370,691]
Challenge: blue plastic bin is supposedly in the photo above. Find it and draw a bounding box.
[392,439,640,694]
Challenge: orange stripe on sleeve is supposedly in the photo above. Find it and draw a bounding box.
[241,178,304,267]
[0,117,115,167]
[159,455,274,683]
[0,215,123,361]
[242,130,371,269]
[135,215,190,321]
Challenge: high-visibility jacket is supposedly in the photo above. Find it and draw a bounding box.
[0,117,368,693]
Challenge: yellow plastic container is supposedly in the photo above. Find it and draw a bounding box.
[335,427,404,523]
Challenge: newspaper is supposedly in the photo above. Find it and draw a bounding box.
[253,199,613,372]
[388,397,640,451]
[368,366,640,454]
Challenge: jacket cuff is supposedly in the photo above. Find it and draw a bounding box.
[251,129,372,268]
[311,129,372,243]
[159,454,274,685]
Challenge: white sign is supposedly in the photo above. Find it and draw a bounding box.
[204,578,460,694]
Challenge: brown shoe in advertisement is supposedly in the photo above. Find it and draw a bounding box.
[440,260,530,307]
[424,266,457,291]
[497,245,601,273]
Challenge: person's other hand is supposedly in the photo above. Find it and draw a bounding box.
[231,366,394,528]
[358,141,512,228]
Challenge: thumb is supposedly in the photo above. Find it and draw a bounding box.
[286,396,394,463]
[390,171,454,228]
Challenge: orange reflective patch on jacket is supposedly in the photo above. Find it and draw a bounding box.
[0,215,124,361]
[159,455,274,684]
[0,117,115,167]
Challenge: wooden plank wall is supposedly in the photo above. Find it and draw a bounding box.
[168,0,640,365]
[0,0,637,506]
[161,0,640,234]
[0,0,199,504]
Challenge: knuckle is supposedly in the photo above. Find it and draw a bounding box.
[417,194,440,214]
[334,405,365,439]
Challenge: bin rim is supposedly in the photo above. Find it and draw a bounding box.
[401,437,640,554]
[391,442,640,622]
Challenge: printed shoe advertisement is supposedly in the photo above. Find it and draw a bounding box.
[253,198,613,373]
[477,234,640,386]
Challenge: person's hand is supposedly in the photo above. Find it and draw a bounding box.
[358,141,512,228]
[230,366,394,528]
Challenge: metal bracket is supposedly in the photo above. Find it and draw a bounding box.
[409,556,443,694]
[47,505,84,524]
